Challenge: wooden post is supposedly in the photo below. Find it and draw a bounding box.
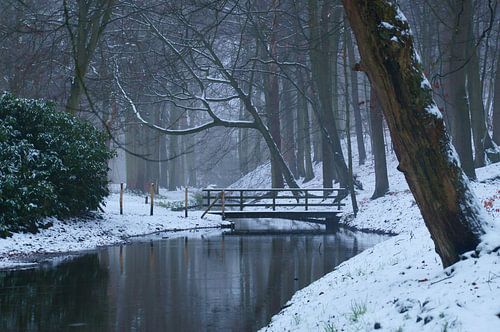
[305,190,308,211]
[337,190,342,210]
[184,187,188,218]
[240,190,244,211]
[221,190,225,220]
[150,182,154,216]
[272,192,276,211]
[145,196,148,204]
[120,183,124,215]
[207,190,211,207]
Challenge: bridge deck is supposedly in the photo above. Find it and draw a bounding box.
[208,210,341,223]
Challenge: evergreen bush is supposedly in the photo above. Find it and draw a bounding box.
[0,92,113,236]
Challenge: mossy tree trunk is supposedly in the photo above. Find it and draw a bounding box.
[343,0,486,267]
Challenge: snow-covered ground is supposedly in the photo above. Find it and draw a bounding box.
[0,189,229,269]
[256,153,500,331]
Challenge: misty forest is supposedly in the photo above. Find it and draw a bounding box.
[0,0,499,331]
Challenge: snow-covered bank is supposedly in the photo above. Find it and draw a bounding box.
[263,227,499,332]
[0,190,229,269]
[261,160,500,331]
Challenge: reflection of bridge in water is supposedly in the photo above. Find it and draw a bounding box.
[202,188,347,230]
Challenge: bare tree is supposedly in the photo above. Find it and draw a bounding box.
[115,1,301,190]
[63,0,114,114]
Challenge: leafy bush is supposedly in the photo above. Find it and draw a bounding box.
[0,92,113,236]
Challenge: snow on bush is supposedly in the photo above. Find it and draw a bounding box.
[0,92,113,236]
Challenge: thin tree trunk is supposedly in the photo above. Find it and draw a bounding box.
[187,115,197,187]
[296,86,306,178]
[369,88,389,199]
[330,15,342,136]
[304,103,315,181]
[442,0,476,179]
[493,49,500,146]
[466,5,494,167]
[281,77,298,178]
[168,109,180,191]
[343,0,485,267]
[159,107,169,188]
[343,36,359,215]
[263,1,283,188]
[296,66,315,181]
[347,28,367,165]
[263,70,284,188]
[238,102,249,176]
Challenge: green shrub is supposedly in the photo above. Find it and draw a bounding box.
[0,92,113,236]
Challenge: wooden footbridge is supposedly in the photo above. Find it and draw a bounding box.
[201,188,347,229]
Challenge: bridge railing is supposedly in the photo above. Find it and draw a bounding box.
[201,188,347,216]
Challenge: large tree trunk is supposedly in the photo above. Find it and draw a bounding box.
[343,0,485,267]
[441,0,476,179]
[369,88,389,199]
[347,29,367,165]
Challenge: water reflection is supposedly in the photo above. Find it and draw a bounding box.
[0,224,386,331]
[0,255,109,331]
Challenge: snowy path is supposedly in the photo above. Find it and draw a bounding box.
[0,191,229,269]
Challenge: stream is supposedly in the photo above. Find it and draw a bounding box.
[0,219,387,331]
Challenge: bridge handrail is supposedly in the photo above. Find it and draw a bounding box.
[201,187,347,215]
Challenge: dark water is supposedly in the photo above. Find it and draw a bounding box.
[0,221,386,332]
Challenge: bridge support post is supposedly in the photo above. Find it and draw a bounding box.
[325,216,339,232]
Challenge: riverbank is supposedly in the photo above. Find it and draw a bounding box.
[262,160,500,331]
[0,190,230,269]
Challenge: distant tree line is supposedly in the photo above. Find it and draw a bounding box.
[1,0,498,195]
